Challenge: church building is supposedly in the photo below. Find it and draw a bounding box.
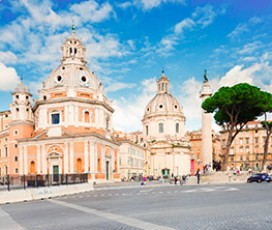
[142,71,191,177]
[0,29,121,182]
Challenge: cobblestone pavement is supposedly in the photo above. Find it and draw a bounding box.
[1,183,272,230]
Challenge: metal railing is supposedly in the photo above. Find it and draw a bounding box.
[0,173,88,191]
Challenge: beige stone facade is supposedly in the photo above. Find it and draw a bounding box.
[220,120,272,171]
[0,31,120,182]
[188,130,221,173]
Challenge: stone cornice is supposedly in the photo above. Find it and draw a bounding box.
[17,132,120,146]
[33,97,114,113]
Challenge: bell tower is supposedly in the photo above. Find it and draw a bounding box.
[10,81,33,122]
[9,80,34,175]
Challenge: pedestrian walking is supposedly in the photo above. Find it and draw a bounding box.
[174,176,178,185]
[195,169,200,184]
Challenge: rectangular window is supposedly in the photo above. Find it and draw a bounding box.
[15,168,18,173]
[240,156,243,161]
[5,146,8,157]
[146,126,148,135]
[159,123,164,133]
[15,156,18,162]
[255,137,258,144]
[51,113,60,124]
[239,138,243,145]
[246,138,249,144]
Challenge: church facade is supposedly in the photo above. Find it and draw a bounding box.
[0,31,120,182]
[142,72,191,177]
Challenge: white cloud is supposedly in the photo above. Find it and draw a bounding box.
[192,5,217,28]
[70,1,113,23]
[117,2,133,9]
[0,63,20,91]
[112,77,156,131]
[0,51,18,64]
[134,0,185,11]
[174,18,195,34]
[227,23,249,41]
[105,82,137,93]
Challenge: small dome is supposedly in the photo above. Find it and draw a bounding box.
[14,81,30,94]
[144,71,184,117]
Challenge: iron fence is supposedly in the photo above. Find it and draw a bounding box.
[0,173,88,191]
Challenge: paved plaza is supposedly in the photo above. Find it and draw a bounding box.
[1,182,272,230]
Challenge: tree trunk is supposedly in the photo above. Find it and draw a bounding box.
[262,132,271,171]
[222,131,233,171]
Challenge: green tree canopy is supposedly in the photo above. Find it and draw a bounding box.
[202,83,267,170]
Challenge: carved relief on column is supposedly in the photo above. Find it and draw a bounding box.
[69,142,74,173]
[84,141,88,172]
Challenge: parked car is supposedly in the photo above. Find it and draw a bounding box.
[247,173,271,183]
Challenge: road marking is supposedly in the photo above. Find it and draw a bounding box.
[0,208,24,230]
[50,199,177,230]
[225,187,239,191]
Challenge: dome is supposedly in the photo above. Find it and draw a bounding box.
[42,63,102,91]
[144,93,183,117]
[143,71,184,118]
[40,31,104,94]
[13,81,30,94]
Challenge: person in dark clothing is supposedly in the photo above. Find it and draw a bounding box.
[195,169,200,184]
[174,176,178,185]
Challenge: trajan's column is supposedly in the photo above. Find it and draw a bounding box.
[199,70,213,167]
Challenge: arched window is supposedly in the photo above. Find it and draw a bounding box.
[84,111,90,123]
[30,161,35,174]
[159,123,164,133]
[74,48,77,54]
[176,123,179,133]
[76,158,83,173]
[69,47,73,54]
[146,125,149,135]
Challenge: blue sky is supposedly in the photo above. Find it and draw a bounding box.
[0,0,272,132]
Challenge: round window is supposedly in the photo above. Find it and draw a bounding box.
[81,76,87,83]
[159,105,163,109]
[175,105,178,109]
[56,75,63,83]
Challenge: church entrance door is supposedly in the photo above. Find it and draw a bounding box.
[53,165,59,182]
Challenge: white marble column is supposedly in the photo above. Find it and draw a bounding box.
[116,150,119,173]
[37,145,41,174]
[64,142,69,173]
[69,142,74,173]
[84,141,88,172]
[200,77,213,167]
